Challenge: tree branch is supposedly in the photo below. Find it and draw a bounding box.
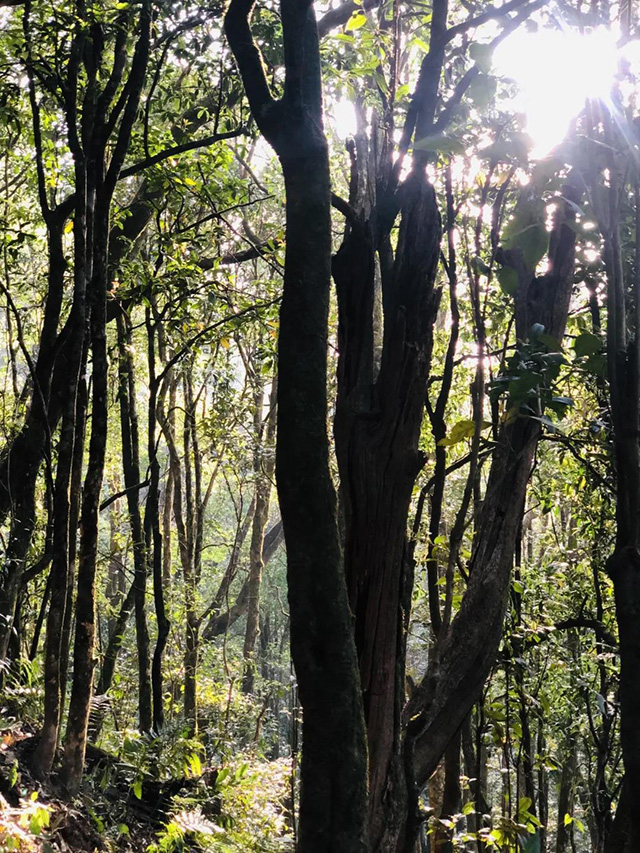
[317,0,377,38]
[445,0,547,43]
[224,0,278,138]
[119,128,246,180]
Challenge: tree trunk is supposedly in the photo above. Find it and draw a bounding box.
[333,166,442,849]
[117,310,152,733]
[225,2,369,847]
[556,743,577,853]
[147,310,169,732]
[242,375,276,693]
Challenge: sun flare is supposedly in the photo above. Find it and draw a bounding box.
[493,27,624,157]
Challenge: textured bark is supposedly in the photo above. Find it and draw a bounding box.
[35,134,91,778]
[225,1,369,847]
[588,124,640,849]
[333,169,442,848]
[147,312,169,733]
[118,309,152,733]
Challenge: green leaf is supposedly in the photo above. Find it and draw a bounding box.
[439,419,476,446]
[574,331,602,358]
[518,224,549,272]
[133,779,143,800]
[503,197,548,271]
[469,41,494,73]
[413,134,465,156]
[29,807,50,836]
[480,133,531,165]
[583,353,606,376]
[471,255,491,276]
[523,831,541,853]
[467,73,497,109]
[462,801,475,816]
[537,333,563,352]
[345,11,366,30]
[497,266,518,296]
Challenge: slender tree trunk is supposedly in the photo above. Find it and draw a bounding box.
[61,184,112,791]
[96,579,136,697]
[242,374,276,693]
[117,310,152,732]
[35,149,90,778]
[556,743,577,853]
[59,376,88,717]
[147,310,169,732]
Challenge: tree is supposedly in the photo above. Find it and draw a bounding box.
[225,0,369,848]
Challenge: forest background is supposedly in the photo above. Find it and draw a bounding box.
[0,0,635,852]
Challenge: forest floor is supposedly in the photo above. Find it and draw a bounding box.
[0,727,238,852]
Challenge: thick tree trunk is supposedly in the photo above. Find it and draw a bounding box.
[605,548,640,852]
[226,2,369,847]
[333,168,442,849]
[277,144,368,853]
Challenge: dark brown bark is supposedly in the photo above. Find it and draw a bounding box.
[35,103,91,775]
[333,167,442,849]
[225,1,369,848]
[588,116,640,850]
[117,309,152,733]
[147,311,169,733]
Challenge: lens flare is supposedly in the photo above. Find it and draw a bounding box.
[493,28,621,157]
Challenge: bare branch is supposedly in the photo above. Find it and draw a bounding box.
[224,0,278,137]
[119,128,246,180]
[445,0,547,43]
